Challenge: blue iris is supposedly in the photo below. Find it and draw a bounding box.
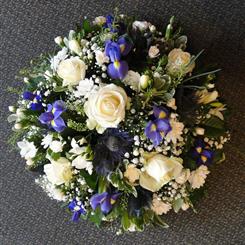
[23,91,42,110]
[90,192,120,214]
[39,100,66,132]
[105,37,132,80]
[104,14,117,32]
[68,198,86,222]
[192,139,214,165]
[145,106,172,146]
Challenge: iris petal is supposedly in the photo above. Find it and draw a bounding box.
[107,60,128,80]
[90,192,108,210]
[153,106,169,119]
[105,41,121,62]
[52,117,66,132]
[53,100,66,118]
[23,91,35,100]
[118,37,133,56]
[155,119,172,135]
[100,197,112,214]
[39,112,54,124]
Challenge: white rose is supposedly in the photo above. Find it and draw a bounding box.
[93,16,106,25]
[44,157,72,185]
[139,154,183,192]
[95,50,109,66]
[123,70,141,92]
[188,165,210,189]
[148,46,160,58]
[84,84,128,133]
[50,140,63,153]
[57,57,86,86]
[167,48,195,75]
[68,39,81,55]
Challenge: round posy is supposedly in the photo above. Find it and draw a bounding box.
[8,12,230,232]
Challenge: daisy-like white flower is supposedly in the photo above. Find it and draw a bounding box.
[41,134,53,149]
[69,138,86,155]
[72,155,93,175]
[49,140,64,153]
[188,165,210,189]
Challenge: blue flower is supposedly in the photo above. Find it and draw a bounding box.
[90,192,120,214]
[192,139,214,165]
[23,91,42,110]
[145,106,172,146]
[93,128,133,176]
[39,100,66,132]
[68,198,86,222]
[105,37,132,80]
[104,14,117,32]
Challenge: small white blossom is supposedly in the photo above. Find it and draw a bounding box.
[74,78,95,98]
[95,50,109,66]
[41,134,53,149]
[72,155,93,175]
[50,47,68,71]
[188,165,210,189]
[123,70,141,91]
[50,140,64,153]
[69,138,86,155]
[17,140,37,159]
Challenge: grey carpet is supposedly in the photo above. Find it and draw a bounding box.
[0,0,245,244]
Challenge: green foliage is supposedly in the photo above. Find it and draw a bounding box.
[201,116,226,138]
[79,170,97,190]
[189,187,207,206]
[88,207,104,228]
[67,119,87,132]
[173,198,184,213]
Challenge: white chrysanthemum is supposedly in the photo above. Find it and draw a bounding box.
[17,140,37,159]
[151,194,171,215]
[41,134,53,149]
[49,140,63,153]
[166,117,184,144]
[124,164,141,183]
[74,78,95,98]
[50,47,68,71]
[175,169,190,184]
[188,165,210,189]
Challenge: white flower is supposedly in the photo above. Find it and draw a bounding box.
[132,21,150,31]
[50,47,68,71]
[139,74,150,89]
[74,78,95,98]
[68,39,81,55]
[57,57,86,86]
[72,155,93,175]
[181,202,190,211]
[93,16,106,25]
[148,46,160,58]
[167,48,195,75]
[41,134,53,149]
[139,154,183,192]
[54,36,63,45]
[69,138,86,155]
[165,117,184,144]
[123,70,141,91]
[124,164,141,183]
[196,89,219,104]
[151,194,171,215]
[84,84,128,133]
[167,98,177,110]
[188,165,210,189]
[50,140,63,153]
[209,105,226,120]
[175,169,190,184]
[44,157,72,185]
[95,50,109,66]
[17,140,37,159]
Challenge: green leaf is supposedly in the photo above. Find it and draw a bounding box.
[202,116,225,129]
[173,198,184,213]
[121,211,131,230]
[53,86,66,92]
[143,209,154,224]
[98,176,108,193]
[83,19,92,33]
[189,187,207,205]
[88,207,104,228]
[213,150,226,164]
[153,214,169,228]
[79,170,97,190]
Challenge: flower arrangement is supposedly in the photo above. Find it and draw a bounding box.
[8,12,230,233]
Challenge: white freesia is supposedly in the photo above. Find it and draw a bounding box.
[68,39,81,54]
[95,50,109,66]
[50,47,68,71]
[74,78,95,98]
[44,157,72,185]
[84,84,128,133]
[17,140,37,159]
[148,45,160,58]
[41,134,53,149]
[57,57,86,86]
[123,70,141,91]
[69,138,86,155]
[139,154,183,192]
[50,140,64,153]
[72,155,93,175]
[196,89,219,104]
[188,165,210,189]
[54,36,63,45]
[133,21,150,31]
[175,169,190,184]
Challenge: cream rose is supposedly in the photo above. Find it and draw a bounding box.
[139,154,183,192]
[84,84,128,133]
[44,157,73,185]
[167,48,195,75]
[57,57,86,86]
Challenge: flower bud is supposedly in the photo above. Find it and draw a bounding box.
[195,127,205,135]
[14,123,22,130]
[54,36,63,45]
[68,39,81,55]
[8,106,16,112]
[149,25,156,32]
[140,75,150,89]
